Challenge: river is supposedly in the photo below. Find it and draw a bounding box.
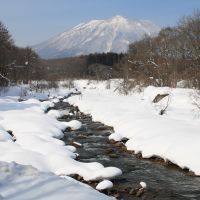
[55,99,200,200]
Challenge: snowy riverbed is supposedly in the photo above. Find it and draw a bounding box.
[1,80,200,199]
[68,80,200,175]
[0,85,120,199]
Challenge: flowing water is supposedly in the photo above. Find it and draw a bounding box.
[55,100,200,200]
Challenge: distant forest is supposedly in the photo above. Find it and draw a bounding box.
[41,52,125,80]
[0,11,200,89]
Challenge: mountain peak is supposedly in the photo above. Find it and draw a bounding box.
[110,15,128,22]
[111,15,127,21]
[33,16,160,59]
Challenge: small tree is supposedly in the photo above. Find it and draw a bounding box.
[0,21,14,86]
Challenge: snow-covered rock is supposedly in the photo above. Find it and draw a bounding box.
[47,109,69,119]
[51,98,60,103]
[140,181,147,189]
[47,109,63,118]
[63,120,82,130]
[71,141,82,147]
[88,167,122,181]
[96,180,113,190]
[33,15,160,59]
[109,132,122,142]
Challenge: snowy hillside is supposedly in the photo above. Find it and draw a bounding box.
[33,15,160,59]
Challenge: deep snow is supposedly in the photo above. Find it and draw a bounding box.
[1,79,200,199]
[0,84,121,199]
[0,161,114,200]
[68,80,200,175]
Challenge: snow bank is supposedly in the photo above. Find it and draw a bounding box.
[0,90,121,182]
[0,127,13,142]
[68,80,200,175]
[0,161,114,200]
[0,84,77,101]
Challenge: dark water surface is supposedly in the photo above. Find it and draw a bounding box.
[56,100,200,200]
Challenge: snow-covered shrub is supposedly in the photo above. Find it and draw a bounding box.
[105,79,111,89]
[61,79,75,89]
[191,90,200,116]
[48,81,59,90]
[19,86,28,99]
[117,79,143,95]
[152,92,171,115]
[29,81,59,93]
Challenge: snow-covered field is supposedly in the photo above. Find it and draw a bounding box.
[68,80,200,175]
[0,85,120,199]
[1,80,200,199]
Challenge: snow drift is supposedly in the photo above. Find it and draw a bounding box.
[68,80,200,175]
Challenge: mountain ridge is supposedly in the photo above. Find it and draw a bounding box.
[33,15,160,59]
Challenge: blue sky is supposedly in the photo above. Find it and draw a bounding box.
[0,0,200,47]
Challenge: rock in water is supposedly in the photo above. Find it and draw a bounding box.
[140,181,147,189]
[96,180,113,190]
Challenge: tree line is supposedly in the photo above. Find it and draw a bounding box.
[120,10,200,89]
[0,19,124,85]
[1,10,200,89]
[0,21,42,86]
[41,52,124,80]
[42,10,200,87]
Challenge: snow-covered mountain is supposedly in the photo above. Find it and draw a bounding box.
[33,15,160,59]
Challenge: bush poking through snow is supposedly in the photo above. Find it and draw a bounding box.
[152,93,171,115]
[152,93,169,103]
[117,79,136,95]
[191,90,200,116]
[61,79,75,89]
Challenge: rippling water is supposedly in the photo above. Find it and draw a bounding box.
[57,101,200,200]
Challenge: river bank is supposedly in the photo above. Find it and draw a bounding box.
[68,80,200,176]
[57,100,200,200]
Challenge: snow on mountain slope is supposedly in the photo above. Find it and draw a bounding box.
[33,15,160,59]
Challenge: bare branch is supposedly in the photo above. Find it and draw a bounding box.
[0,73,10,85]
